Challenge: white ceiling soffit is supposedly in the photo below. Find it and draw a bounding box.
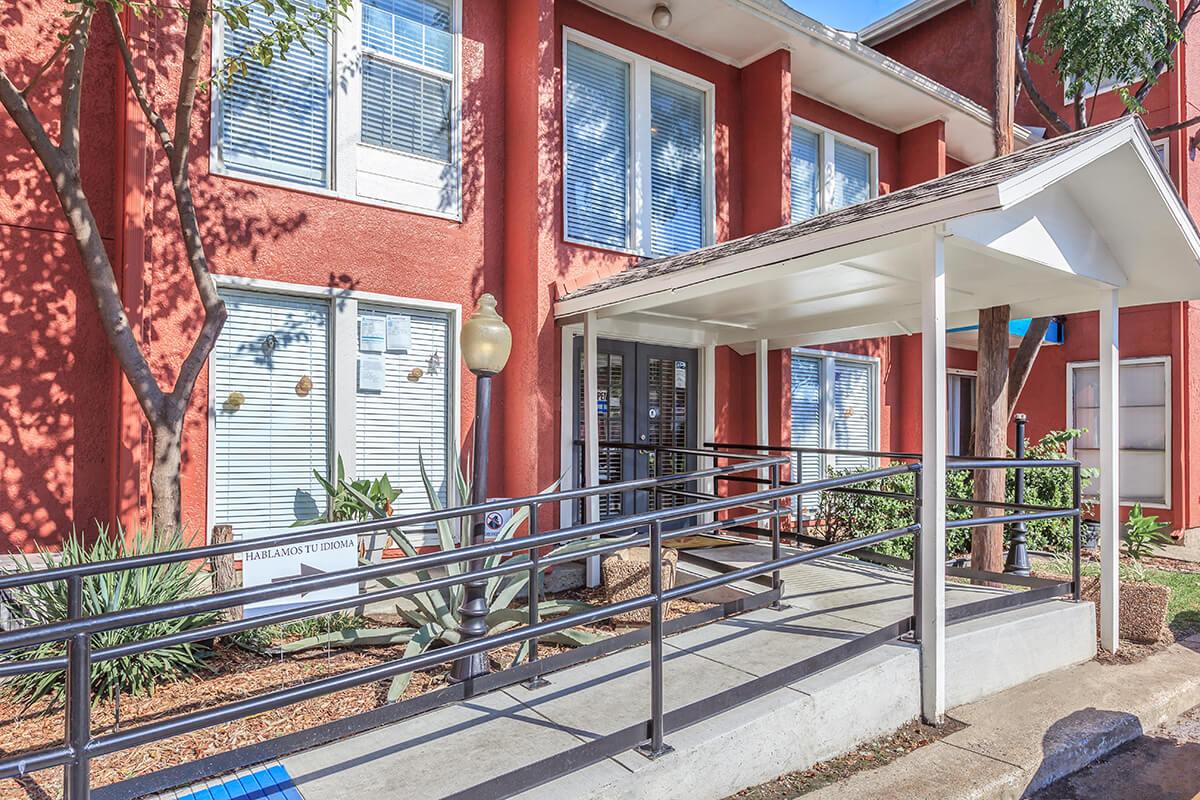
[555,120,1200,355]
[859,0,969,46]
[582,0,1032,165]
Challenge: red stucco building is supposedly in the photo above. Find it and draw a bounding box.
[1,0,1197,552]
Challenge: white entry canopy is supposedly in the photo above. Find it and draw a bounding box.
[554,118,1200,353]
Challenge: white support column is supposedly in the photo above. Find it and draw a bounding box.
[1099,290,1121,652]
[756,339,770,479]
[702,343,717,514]
[583,312,602,587]
[919,229,948,724]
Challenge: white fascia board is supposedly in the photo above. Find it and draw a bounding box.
[553,184,1002,319]
[996,119,1200,271]
[732,0,1034,146]
[858,0,967,46]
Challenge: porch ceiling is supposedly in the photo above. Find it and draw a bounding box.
[554,118,1200,355]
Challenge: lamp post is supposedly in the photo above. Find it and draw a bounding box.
[1004,413,1031,576]
[451,293,512,684]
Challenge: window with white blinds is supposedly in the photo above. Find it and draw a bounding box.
[355,305,452,528]
[217,5,331,188]
[562,31,713,258]
[212,291,331,538]
[790,118,877,222]
[210,287,456,544]
[833,141,872,208]
[790,350,879,514]
[790,127,820,223]
[563,41,631,250]
[1069,358,1169,505]
[649,73,706,257]
[213,0,460,217]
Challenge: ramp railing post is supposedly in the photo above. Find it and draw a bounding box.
[911,467,923,643]
[636,519,672,759]
[1004,414,1031,575]
[64,575,91,800]
[524,502,549,689]
[1071,464,1083,602]
[769,463,783,609]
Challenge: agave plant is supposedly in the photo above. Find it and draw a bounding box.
[278,452,611,700]
[0,524,216,707]
[298,454,401,524]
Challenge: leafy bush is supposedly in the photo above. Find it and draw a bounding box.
[1123,503,1171,563]
[818,429,1096,559]
[0,524,216,707]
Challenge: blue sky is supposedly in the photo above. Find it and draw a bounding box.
[786,0,914,31]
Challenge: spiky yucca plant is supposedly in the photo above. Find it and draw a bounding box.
[1,524,217,707]
[278,452,610,700]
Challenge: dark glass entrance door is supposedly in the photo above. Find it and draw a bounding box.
[574,339,699,522]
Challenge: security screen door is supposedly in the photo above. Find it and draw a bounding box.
[574,339,699,523]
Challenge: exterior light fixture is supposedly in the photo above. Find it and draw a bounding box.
[460,293,512,376]
[451,293,512,683]
[651,3,672,30]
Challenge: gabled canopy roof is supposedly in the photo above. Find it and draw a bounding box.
[555,118,1200,354]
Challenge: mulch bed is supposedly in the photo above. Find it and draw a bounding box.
[0,589,715,800]
[724,717,967,799]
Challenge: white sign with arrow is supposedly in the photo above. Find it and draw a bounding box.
[242,533,358,616]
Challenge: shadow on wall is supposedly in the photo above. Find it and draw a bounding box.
[0,3,330,549]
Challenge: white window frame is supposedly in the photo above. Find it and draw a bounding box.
[790,347,881,481]
[561,27,717,257]
[1152,136,1170,173]
[791,116,879,219]
[1066,355,1171,509]
[205,275,463,545]
[209,0,463,221]
[947,368,976,458]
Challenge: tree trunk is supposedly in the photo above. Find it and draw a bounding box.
[992,0,1017,157]
[150,420,184,535]
[972,306,1010,576]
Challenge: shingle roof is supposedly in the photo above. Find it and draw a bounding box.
[559,118,1137,303]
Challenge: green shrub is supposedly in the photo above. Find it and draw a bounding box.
[1123,503,1171,563]
[0,524,217,707]
[817,429,1095,559]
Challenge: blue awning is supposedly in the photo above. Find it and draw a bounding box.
[948,317,1064,344]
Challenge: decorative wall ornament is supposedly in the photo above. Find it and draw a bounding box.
[261,334,278,355]
[427,351,441,376]
[408,367,425,382]
[296,375,313,397]
[224,391,246,412]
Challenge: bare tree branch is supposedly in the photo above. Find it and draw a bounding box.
[164,0,228,416]
[0,70,66,172]
[1125,0,1200,114]
[105,4,174,155]
[1007,317,1052,419]
[1148,112,1200,136]
[19,14,82,97]
[59,6,93,165]
[1016,41,1073,134]
[1014,0,1044,106]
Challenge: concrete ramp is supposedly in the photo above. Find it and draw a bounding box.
[149,551,1097,800]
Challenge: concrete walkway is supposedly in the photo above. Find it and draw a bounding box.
[146,545,1096,800]
[805,633,1200,800]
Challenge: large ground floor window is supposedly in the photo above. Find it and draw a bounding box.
[1068,356,1170,506]
[790,349,880,513]
[209,283,458,543]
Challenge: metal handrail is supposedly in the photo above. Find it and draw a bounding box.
[0,453,787,594]
[0,454,918,797]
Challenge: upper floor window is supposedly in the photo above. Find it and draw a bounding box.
[563,31,714,258]
[790,119,877,223]
[213,0,460,219]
